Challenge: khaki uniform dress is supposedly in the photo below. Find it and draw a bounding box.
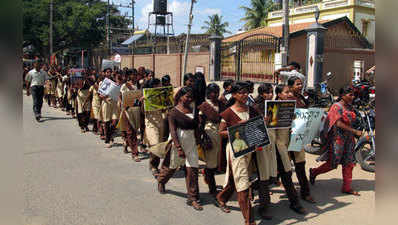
[56,77,64,98]
[118,84,141,131]
[89,85,102,120]
[223,108,253,192]
[255,129,278,181]
[200,100,221,169]
[76,89,91,114]
[275,128,293,172]
[144,110,167,147]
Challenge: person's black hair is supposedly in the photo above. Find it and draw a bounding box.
[143,78,161,88]
[246,80,254,90]
[223,79,234,90]
[275,84,287,100]
[230,81,249,94]
[289,61,301,70]
[193,72,206,105]
[183,73,195,86]
[103,68,112,73]
[126,69,133,76]
[161,74,171,86]
[206,83,220,98]
[174,86,193,106]
[337,85,353,102]
[287,76,301,87]
[258,83,273,95]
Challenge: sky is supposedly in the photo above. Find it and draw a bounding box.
[113,0,256,36]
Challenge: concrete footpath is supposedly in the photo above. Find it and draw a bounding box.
[23,94,375,225]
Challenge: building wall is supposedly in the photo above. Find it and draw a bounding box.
[155,54,181,86]
[133,55,153,70]
[288,23,375,91]
[323,48,374,92]
[121,52,210,86]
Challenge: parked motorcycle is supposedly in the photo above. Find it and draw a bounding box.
[305,72,335,108]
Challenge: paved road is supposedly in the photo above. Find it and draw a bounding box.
[23,94,375,225]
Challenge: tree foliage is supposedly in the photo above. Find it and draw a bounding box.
[201,14,231,37]
[240,0,280,30]
[23,0,130,58]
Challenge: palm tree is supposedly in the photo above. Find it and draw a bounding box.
[201,14,231,37]
[240,0,276,30]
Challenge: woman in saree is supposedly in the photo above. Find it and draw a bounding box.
[309,86,362,196]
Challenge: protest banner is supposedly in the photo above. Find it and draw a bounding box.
[227,116,270,158]
[288,108,325,152]
[98,78,121,101]
[101,59,120,71]
[265,100,296,129]
[143,86,174,112]
[122,90,143,108]
[69,69,85,89]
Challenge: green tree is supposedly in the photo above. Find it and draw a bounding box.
[23,0,130,58]
[201,14,231,37]
[240,0,278,30]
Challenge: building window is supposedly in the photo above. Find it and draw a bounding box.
[361,19,369,37]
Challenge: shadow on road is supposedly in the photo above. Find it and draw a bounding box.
[40,116,75,122]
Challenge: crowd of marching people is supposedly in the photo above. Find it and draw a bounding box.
[24,61,363,225]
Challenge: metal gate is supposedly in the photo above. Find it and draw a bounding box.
[220,34,280,82]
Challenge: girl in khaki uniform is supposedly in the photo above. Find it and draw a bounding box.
[273,84,307,214]
[215,82,258,225]
[119,75,141,161]
[99,68,115,148]
[288,76,315,204]
[198,83,226,198]
[76,79,91,132]
[252,83,277,220]
[89,77,102,134]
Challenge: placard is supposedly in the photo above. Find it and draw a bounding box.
[227,116,270,158]
[98,78,121,101]
[265,100,296,129]
[288,108,325,152]
[143,86,174,112]
[122,90,143,108]
[70,70,84,89]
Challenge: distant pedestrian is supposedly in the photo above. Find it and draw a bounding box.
[25,61,50,122]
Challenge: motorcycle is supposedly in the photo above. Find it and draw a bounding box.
[305,72,335,108]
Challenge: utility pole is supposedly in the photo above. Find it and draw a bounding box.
[106,0,111,56]
[282,0,289,66]
[49,0,53,64]
[182,0,196,81]
[131,0,135,33]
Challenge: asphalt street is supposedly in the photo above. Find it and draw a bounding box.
[23,94,375,225]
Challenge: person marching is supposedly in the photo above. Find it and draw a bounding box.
[273,84,307,214]
[25,61,50,122]
[215,82,258,225]
[197,83,226,199]
[252,83,278,220]
[147,75,173,176]
[157,87,203,211]
[99,68,116,148]
[76,75,91,133]
[55,67,65,109]
[309,86,362,196]
[288,76,316,203]
[88,74,102,134]
[119,70,141,161]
